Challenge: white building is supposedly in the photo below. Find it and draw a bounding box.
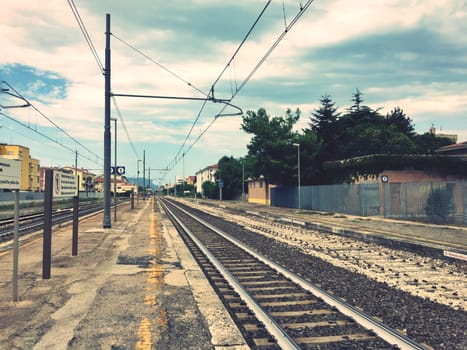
[195,163,218,194]
[175,176,185,185]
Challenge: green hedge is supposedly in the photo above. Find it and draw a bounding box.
[323,154,467,183]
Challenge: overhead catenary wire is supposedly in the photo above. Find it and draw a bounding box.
[209,0,272,95]
[67,0,104,75]
[0,111,102,166]
[161,0,315,178]
[161,0,273,174]
[111,33,209,98]
[93,1,269,177]
[111,95,140,159]
[2,81,103,163]
[66,1,315,181]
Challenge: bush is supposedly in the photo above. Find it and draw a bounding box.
[424,187,454,224]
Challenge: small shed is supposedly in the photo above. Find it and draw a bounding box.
[246,176,270,205]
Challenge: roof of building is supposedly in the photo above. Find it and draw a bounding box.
[195,163,218,174]
[436,141,467,153]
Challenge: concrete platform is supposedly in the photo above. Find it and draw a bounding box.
[0,199,248,350]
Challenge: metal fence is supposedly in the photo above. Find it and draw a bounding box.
[0,190,104,203]
[270,181,467,225]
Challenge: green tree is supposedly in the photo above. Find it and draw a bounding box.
[216,156,243,200]
[201,181,217,199]
[296,130,323,184]
[241,108,300,186]
[332,90,419,160]
[425,186,454,224]
[308,94,340,161]
[176,182,195,197]
[385,107,415,136]
[349,88,364,113]
[413,132,454,154]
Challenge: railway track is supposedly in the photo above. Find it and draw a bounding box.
[0,202,106,243]
[186,199,466,311]
[160,197,427,350]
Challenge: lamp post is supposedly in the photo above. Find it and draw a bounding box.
[111,118,117,222]
[293,143,301,210]
[137,159,141,205]
[241,161,245,202]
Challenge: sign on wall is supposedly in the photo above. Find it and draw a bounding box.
[0,158,21,189]
[53,170,78,197]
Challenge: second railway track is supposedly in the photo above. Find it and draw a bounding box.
[160,197,428,350]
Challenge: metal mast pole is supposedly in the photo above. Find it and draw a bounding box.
[242,161,245,202]
[112,118,117,222]
[143,150,146,200]
[103,13,112,228]
[297,144,301,209]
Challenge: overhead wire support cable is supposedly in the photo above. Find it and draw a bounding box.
[111,33,208,98]
[165,0,315,175]
[236,0,315,94]
[282,1,288,30]
[161,0,272,175]
[67,0,104,75]
[111,92,229,102]
[111,95,140,159]
[210,0,272,93]
[0,111,102,166]
[173,98,209,167]
[1,81,103,163]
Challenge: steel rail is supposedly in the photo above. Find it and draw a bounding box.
[0,200,122,241]
[165,198,427,350]
[161,199,302,350]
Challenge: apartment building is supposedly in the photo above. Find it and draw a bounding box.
[0,144,40,191]
[195,163,218,194]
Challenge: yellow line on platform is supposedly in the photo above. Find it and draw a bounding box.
[135,198,167,349]
[135,317,152,350]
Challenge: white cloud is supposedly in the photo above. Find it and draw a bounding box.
[1,0,466,176]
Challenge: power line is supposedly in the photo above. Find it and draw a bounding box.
[111,95,140,159]
[160,1,273,174]
[111,33,208,98]
[110,2,269,173]
[2,81,103,163]
[67,0,104,75]
[161,1,315,178]
[236,0,315,94]
[108,1,267,176]
[0,110,102,166]
[210,0,272,92]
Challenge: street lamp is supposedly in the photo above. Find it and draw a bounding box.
[241,161,245,202]
[111,118,117,222]
[293,143,301,210]
[137,159,141,205]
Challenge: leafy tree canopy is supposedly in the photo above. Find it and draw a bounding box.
[232,89,459,187]
[216,156,243,200]
[241,108,301,185]
[201,180,217,199]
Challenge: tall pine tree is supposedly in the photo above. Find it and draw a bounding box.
[308,94,341,161]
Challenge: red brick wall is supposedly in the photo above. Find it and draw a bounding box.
[379,170,459,183]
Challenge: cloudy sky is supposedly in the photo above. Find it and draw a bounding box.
[1,0,466,186]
